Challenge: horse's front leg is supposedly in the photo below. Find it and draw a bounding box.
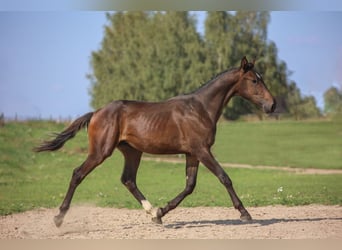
[153,155,199,224]
[198,149,252,222]
[119,144,161,222]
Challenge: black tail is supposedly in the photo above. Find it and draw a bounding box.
[34,112,94,152]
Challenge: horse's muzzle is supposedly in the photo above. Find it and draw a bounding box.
[264,99,276,114]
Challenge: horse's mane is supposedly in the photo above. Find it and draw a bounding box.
[191,67,238,94]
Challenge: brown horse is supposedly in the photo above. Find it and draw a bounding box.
[35,57,276,227]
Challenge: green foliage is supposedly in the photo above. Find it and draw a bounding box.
[0,120,341,215]
[324,86,342,115]
[205,12,273,120]
[286,82,321,120]
[88,11,321,120]
[89,11,210,109]
[204,12,316,120]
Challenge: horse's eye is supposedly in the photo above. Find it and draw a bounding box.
[252,79,257,84]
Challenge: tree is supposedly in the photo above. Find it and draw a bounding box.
[204,11,234,72]
[231,11,270,64]
[324,87,342,114]
[205,11,279,119]
[88,11,209,109]
[300,96,321,118]
[287,82,321,120]
[144,11,210,101]
[88,12,150,108]
[88,11,320,120]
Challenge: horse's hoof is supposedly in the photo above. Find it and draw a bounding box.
[54,215,64,228]
[151,216,163,224]
[240,213,252,222]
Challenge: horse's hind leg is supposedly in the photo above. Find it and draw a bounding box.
[54,154,107,227]
[54,114,118,227]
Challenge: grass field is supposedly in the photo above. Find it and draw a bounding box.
[214,120,342,169]
[0,119,341,215]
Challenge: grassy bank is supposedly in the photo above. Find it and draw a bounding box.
[0,120,341,215]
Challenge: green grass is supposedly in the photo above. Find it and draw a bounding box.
[0,120,341,215]
[214,120,342,169]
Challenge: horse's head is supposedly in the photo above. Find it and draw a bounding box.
[235,57,276,114]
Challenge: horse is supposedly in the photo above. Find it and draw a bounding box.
[34,56,276,227]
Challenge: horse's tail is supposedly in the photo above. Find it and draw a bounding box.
[34,112,94,152]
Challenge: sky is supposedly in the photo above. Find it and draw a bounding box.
[0,11,342,119]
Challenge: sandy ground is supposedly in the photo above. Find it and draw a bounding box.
[1,205,341,239]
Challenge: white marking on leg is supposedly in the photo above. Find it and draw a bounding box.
[141,200,153,212]
[141,199,158,218]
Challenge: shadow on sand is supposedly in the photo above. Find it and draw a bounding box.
[164,217,342,229]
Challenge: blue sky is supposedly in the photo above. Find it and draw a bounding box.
[0,11,342,119]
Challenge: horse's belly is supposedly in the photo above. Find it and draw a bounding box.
[124,133,187,155]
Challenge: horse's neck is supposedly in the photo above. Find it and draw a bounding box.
[196,70,239,123]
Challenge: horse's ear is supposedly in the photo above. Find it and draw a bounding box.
[240,56,248,71]
[240,56,253,72]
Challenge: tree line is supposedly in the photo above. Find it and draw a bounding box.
[88,11,336,120]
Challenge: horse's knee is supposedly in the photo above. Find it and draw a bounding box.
[121,176,137,192]
[120,175,130,186]
[120,171,131,185]
[121,165,137,188]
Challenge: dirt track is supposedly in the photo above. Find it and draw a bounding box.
[1,205,341,239]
